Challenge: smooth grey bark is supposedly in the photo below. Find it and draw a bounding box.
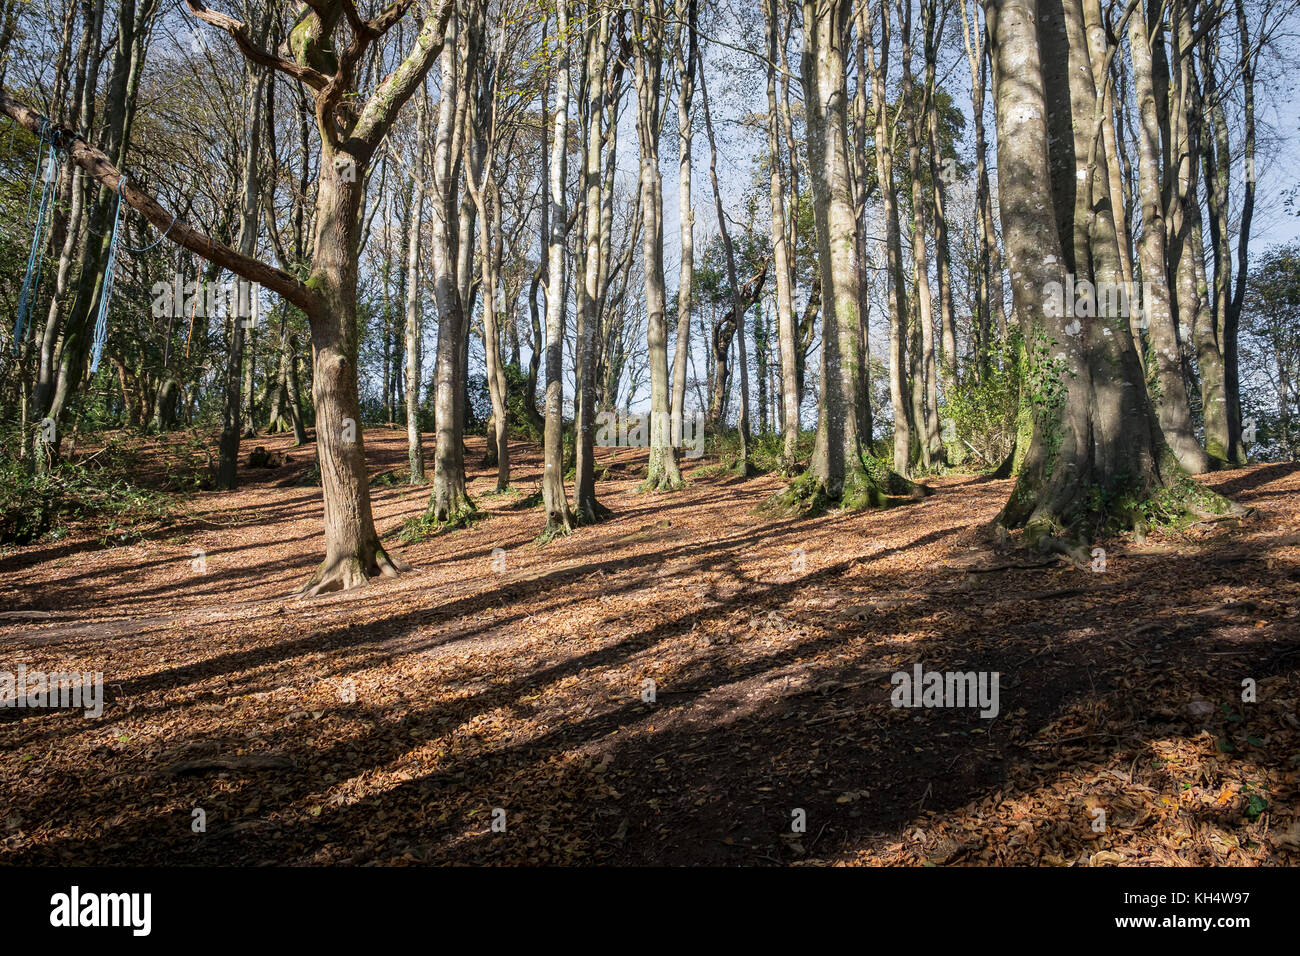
[633,0,683,490]
[767,0,800,474]
[574,3,613,523]
[541,0,575,532]
[1126,1,1208,473]
[405,91,429,483]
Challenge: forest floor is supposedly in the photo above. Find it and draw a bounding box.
[2,427,1299,866]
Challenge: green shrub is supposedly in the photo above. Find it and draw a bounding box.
[944,334,1023,471]
[0,433,177,546]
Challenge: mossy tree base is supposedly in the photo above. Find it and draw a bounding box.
[1000,461,1246,564]
[397,496,480,544]
[296,542,410,597]
[762,457,928,518]
[427,488,477,526]
[639,473,684,493]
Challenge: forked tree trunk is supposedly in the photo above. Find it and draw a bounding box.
[770,0,917,513]
[987,0,1232,553]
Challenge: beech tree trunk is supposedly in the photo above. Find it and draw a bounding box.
[574,4,613,524]
[771,0,916,512]
[1126,0,1208,473]
[987,0,1230,553]
[541,0,575,532]
[767,0,800,475]
[633,0,683,491]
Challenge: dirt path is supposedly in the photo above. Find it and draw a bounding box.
[2,430,1298,865]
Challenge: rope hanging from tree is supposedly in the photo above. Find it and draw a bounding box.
[88,179,126,375]
[12,119,62,354]
[87,176,178,375]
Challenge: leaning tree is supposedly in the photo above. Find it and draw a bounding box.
[4,0,455,594]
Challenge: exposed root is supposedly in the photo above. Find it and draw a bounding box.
[639,473,684,493]
[761,470,836,518]
[295,541,411,598]
[1022,519,1092,568]
[396,498,480,544]
[761,457,926,518]
[574,496,613,527]
[1006,462,1249,569]
[537,511,574,543]
[428,493,478,526]
[374,545,411,577]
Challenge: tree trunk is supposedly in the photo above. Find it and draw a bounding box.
[542,0,574,532]
[428,19,476,524]
[298,163,409,594]
[988,0,1231,553]
[1126,0,1207,473]
[868,2,914,475]
[670,0,697,458]
[767,0,800,475]
[901,2,941,468]
[406,92,429,483]
[574,5,613,523]
[217,33,267,490]
[634,0,683,491]
[771,0,916,512]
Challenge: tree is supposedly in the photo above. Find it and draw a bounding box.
[769,0,918,513]
[766,0,800,474]
[631,0,683,490]
[541,0,575,533]
[987,0,1234,556]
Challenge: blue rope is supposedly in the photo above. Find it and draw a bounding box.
[13,121,60,354]
[89,178,127,375]
[121,211,177,253]
[24,118,49,218]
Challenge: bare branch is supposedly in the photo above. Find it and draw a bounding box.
[183,0,330,92]
[352,0,454,155]
[1,90,318,314]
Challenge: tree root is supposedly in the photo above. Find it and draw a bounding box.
[538,510,574,542]
[639,473,684,493]
[295,542,412,598]
[396,498,480,544]
[574,497,612,527]
[761,458,925,518]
